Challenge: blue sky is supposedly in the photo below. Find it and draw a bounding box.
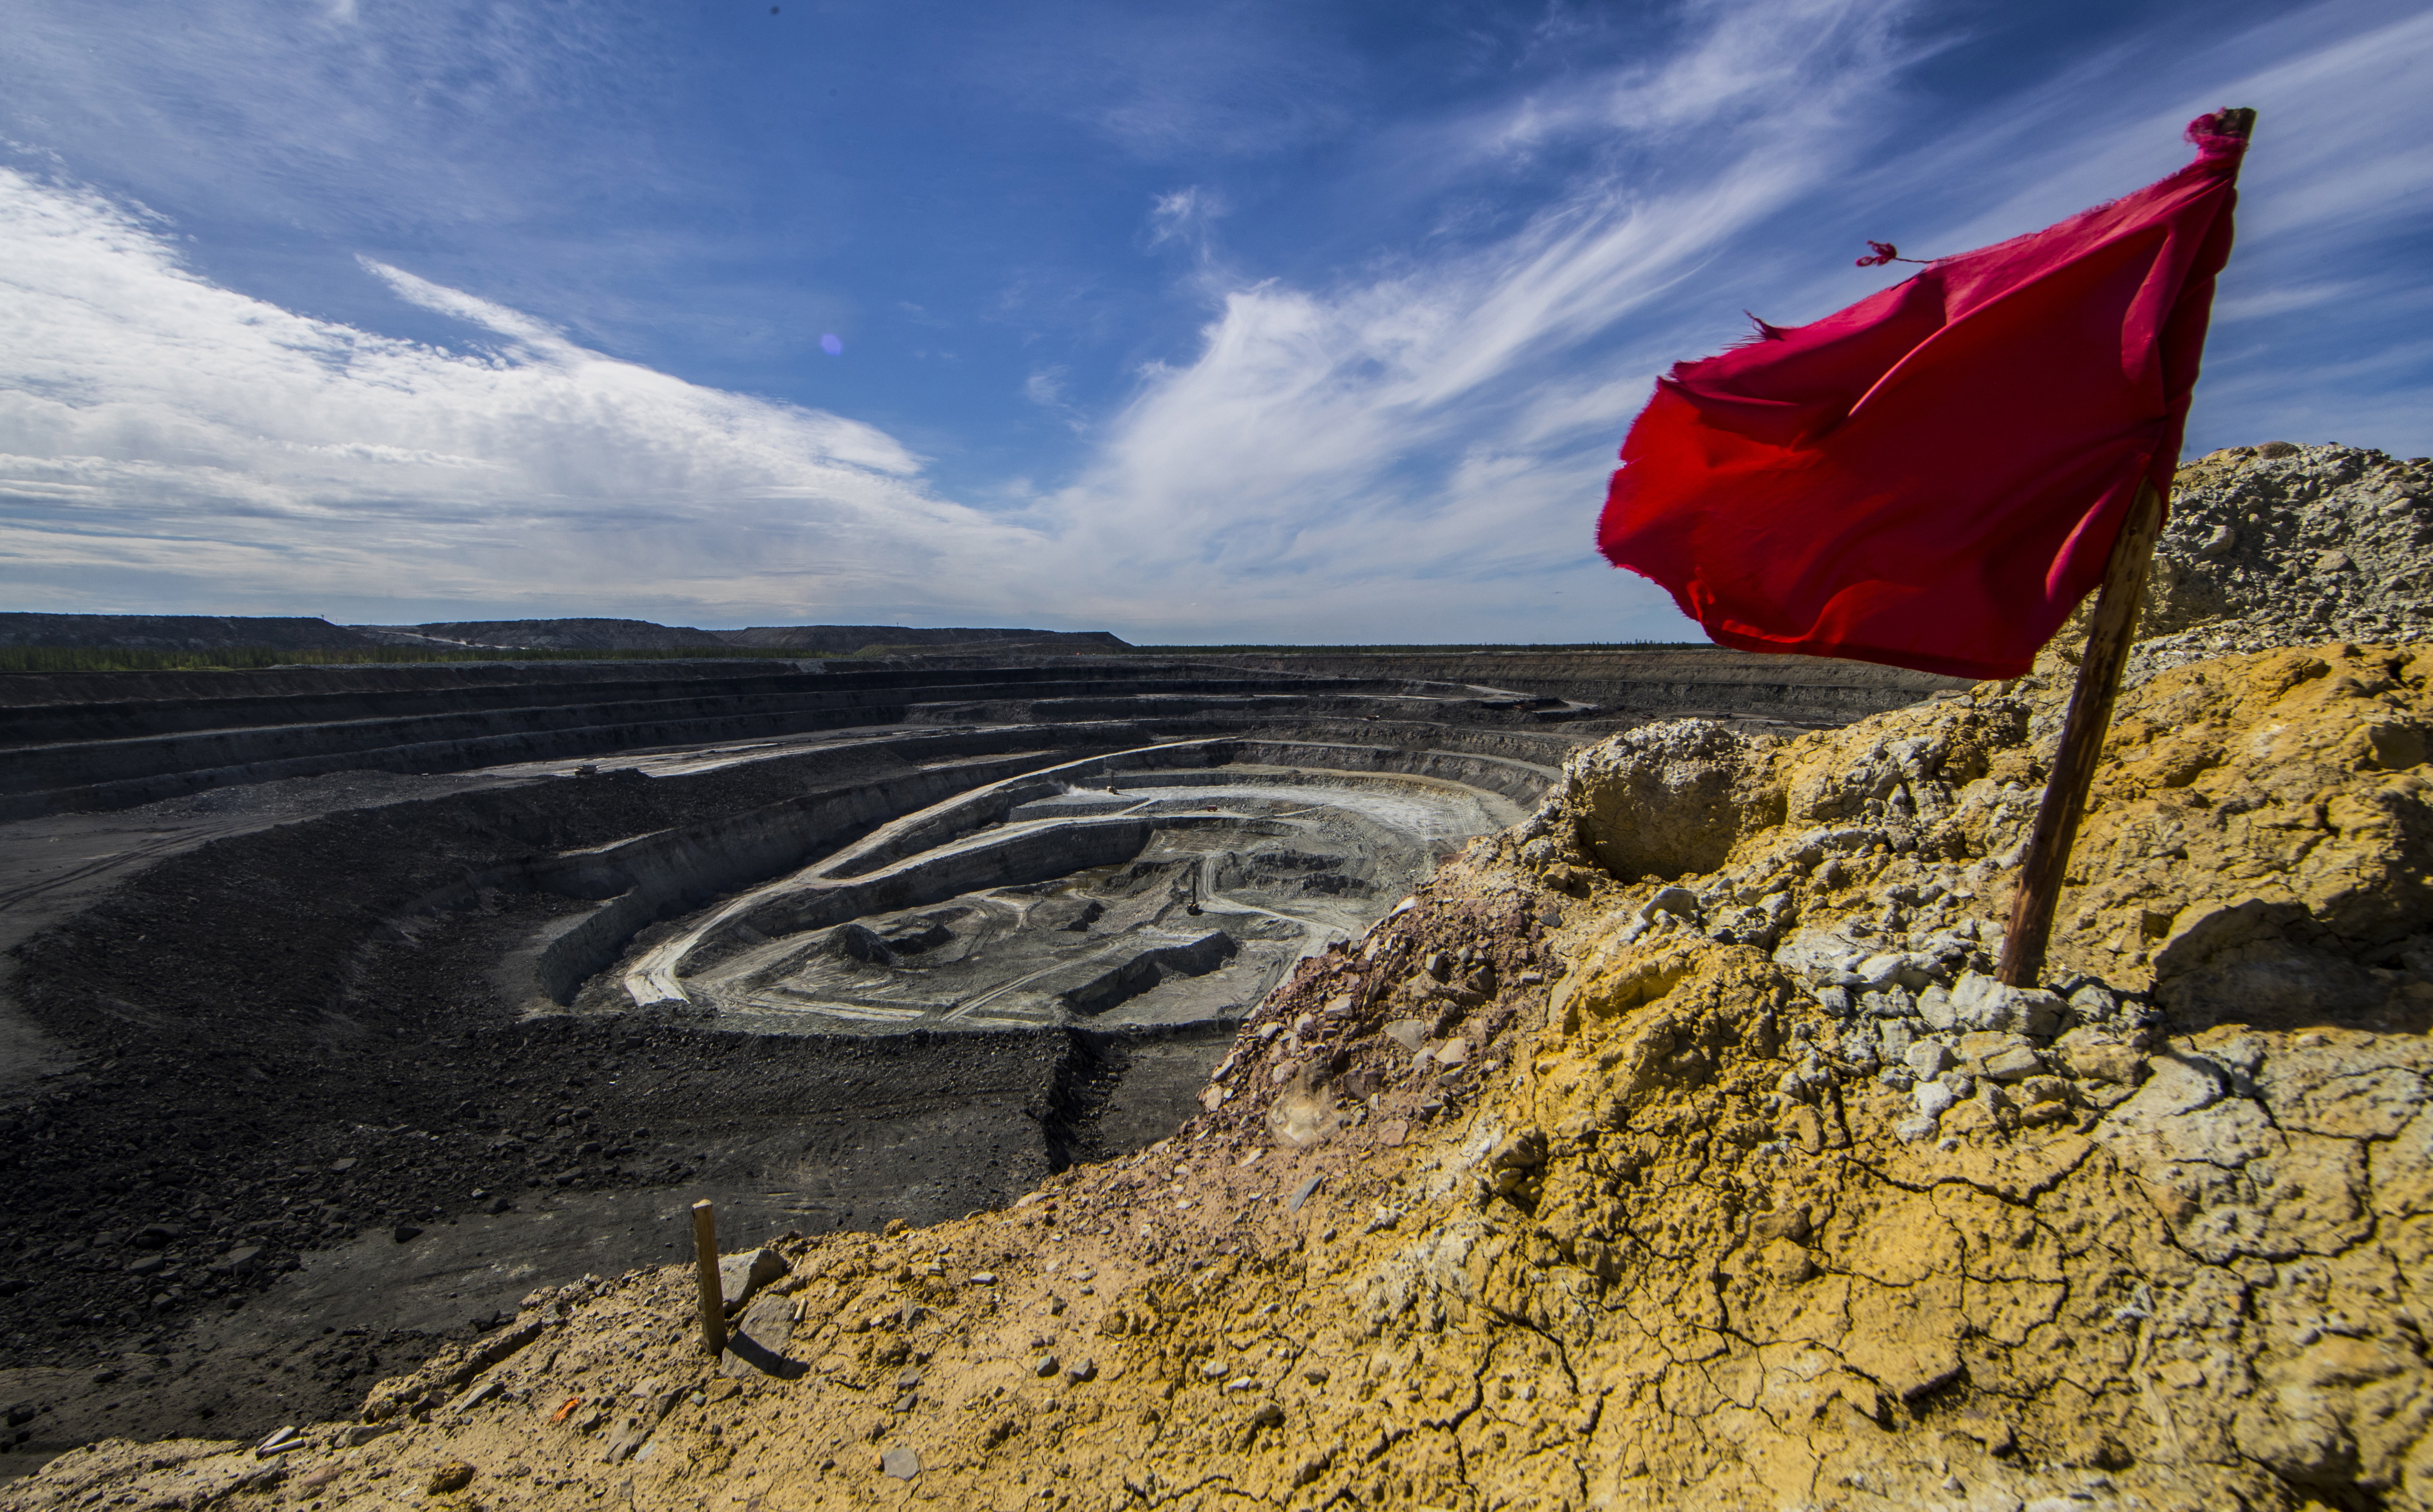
[1,0,2427,642]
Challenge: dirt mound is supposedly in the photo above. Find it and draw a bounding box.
[1548,642,2432,1019]
[2122,442,2431,684]
[19,635,2426,1511]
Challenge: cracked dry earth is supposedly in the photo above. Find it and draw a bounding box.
[10,635,2432,1512]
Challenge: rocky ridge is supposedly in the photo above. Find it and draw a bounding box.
[9,445,2432,1511]
[2117,442,2431,685]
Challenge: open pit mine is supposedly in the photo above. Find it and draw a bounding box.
[4,442,2431,1512]
[0,633,1954,1474]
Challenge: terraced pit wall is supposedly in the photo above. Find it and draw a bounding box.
[2,661,1561,820]
[0,656,1602,1468]
[1169,646,1969,724]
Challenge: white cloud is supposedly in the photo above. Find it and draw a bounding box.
[1015,0,2432,637]
[1145,186,1232,280]
[1023,367,1070,408]
[1022,0,1920,636]
[0,0,638,242]
[2211,280,2373,324]
[1021,366,1090,436]
[358,258,572,351]
[0,166,1055,624]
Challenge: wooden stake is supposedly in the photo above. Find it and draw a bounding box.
[691,1199,726,1357]
[1997,478,2166,987]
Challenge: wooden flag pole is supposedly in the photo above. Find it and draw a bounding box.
[692,1199,727,1357]
[1994,105,2254,988]
[1995,477,2166,987]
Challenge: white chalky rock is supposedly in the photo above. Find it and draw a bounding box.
[1906,1040,1955,1078]
[1917,983,1956,1030]
[1948,973,2067,1036]
[1854,954,1909,990]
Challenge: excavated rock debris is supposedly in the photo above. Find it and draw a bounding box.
[2118,442,2432,685]
[14,634,2425,1512]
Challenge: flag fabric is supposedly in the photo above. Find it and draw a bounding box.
[1597,111,2251,679]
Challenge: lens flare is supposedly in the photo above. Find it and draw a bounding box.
[819,333,844,356]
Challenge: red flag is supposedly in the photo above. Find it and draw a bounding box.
[1597,112,2251,679]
